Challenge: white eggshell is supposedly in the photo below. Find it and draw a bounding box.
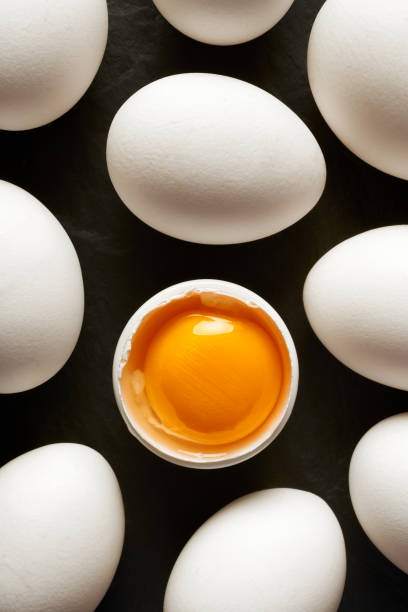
[349,413,408,574]
[113,279,299,469]
[164,489,346,612]
[106,73,326,245]
[0,443,125,612]
[0,0,108,131]
[303,226,408,390]
[152,0,295,46]
[308,0,408,179]
[0,181,84,394]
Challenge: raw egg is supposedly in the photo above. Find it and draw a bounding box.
[152,0,295,46]
[113,280,298,468]
[164,489,347,612]
[0,0,108,130]
[0,444,125,612]
[308,0,408,179]
[106,73,326,245]
[0,180,84,394]
[350,413,408,574]
[304,226,408,391]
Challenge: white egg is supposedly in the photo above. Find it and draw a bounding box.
[308,0,408,179]
[0,181,84,394]
[0,0,108,131]
[349,413,408,574]
[164,489,346,612]
[0,443,125,612]
[304,226,408,391]
[106,73,326,245]
[113,279,298,469]
[152,0,295,46]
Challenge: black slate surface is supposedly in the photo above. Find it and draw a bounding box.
[1,1,408,610]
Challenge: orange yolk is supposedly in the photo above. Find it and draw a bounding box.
[140,310,283,445]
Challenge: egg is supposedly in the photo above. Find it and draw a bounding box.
[304,226,408,391]
[113,280,298,468]
[164,489,347,612]
[0,0,108,131]
[0,181,84,393]
[308,0,408,179]
[152,0,295,46]
[349,413,408,574]
[0,443,125,611]
[106,73,326,245]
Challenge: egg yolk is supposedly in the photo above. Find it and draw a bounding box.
[140,310,283,445]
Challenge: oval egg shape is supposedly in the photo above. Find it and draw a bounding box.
[0,443,125,612]
[0,180,84,394]
[107,73,326,245]
[0,0,108,130]
[152,0,295,46]
[308,0,408,179]
[164,489,346,612]
[304,226,408,390]
[349,413,408,574]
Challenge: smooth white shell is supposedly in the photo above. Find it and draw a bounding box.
[164,489,347,612]
[152,0,295,46]
[113,280,298,469]
[0,0,108,130]
[0,181,84,394]
[304,226,408,391]
[0,443,125,612]
[308,0,408,179]
[107,73,326,245]
[349,413,408,574]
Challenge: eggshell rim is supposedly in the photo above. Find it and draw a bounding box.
[112,279,299,469]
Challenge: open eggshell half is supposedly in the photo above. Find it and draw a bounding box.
[113,280,298,469]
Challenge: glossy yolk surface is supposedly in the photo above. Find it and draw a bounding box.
[142,310,283,445]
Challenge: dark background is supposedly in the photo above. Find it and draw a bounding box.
[1,0,407,610]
